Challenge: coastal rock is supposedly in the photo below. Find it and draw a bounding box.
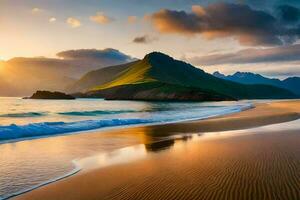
[27,91,75,100]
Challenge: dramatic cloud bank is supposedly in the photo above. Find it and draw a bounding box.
[277,4,300,23]
[57,48,133,64]
[188,44,300,65]
[0,48,135,96]
[148,3,300,46]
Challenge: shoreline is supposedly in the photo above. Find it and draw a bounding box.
[0,101,253,144]
[0,103,254,145]
[2,161,81,200]
[10,100,300,200]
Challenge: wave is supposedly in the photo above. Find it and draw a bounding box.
[0,118,153,141]
[58,110,136,116]
[0,112,46,118]
[0,104,253,143]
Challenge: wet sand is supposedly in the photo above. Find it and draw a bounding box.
[14,100,300,200]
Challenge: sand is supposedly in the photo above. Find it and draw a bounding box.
[14,100,300,200]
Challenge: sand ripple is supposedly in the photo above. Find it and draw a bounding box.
[103,131,300,200]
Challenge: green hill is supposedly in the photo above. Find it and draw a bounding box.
[76,52,297,101]
[67,61,136,93]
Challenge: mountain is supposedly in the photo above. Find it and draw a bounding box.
[282,77,300,95]
[0,53,133,96]
[0,58,78,96]
[0,59,77,96]
[0,76,18,96]
[72,52,296,101]
[213,71,300,95]
[67,61,137,93]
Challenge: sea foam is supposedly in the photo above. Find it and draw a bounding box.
[0,118,152,141]
[0,104,253,142]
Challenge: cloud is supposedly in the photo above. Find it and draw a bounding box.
[276,5,300,23]
[90,12,114,24]
[187,44,300,66]
[128,16,138,24]
[133,35,157,44]
[2,48,135,82]
[49,17,57,23]
[148,3,300,46]
[67,17,81,28]
[56,48,135,66]
[1,48,136,96]
[31,7,43,14]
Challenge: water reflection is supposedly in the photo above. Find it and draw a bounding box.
[76,134,196,171]
[76,145,147,171]
[76,119,300,174]
[145,139,175,152]
[144,134,194,152]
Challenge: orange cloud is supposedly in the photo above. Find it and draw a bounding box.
[191,5,206,16]
[148,3,300,46]
[67,17,81,28]
[90,12,114,24]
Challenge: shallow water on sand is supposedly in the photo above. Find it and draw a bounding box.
[76,118,300,171]
[0,99,282,199]
[1,117,299,199]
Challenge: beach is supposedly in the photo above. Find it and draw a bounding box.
[13,100,300,200]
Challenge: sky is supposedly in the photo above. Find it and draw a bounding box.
[1,0,300,78]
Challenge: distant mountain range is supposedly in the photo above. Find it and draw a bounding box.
[0,53,132,96]
[213,71,300,95]
[68,52,297,101]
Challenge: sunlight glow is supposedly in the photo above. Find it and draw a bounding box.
[0,60,5,73]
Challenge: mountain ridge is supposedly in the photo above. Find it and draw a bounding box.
[67,61,137,93]
[213,71,300,95]
[74,52,297,101]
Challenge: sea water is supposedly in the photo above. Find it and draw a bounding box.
[0,97,254,142]
[0,97,256,199]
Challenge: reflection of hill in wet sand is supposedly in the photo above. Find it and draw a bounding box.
[144,139,175,152]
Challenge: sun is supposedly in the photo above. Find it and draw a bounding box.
[0,56,6,62]
[0,58,5,72]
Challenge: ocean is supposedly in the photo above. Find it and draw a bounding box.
[0,97,254,199]
[0,97,253,143]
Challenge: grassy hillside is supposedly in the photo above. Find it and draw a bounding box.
[88,52,296,100]
[93,58,156,90]
[67,61,136,93]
